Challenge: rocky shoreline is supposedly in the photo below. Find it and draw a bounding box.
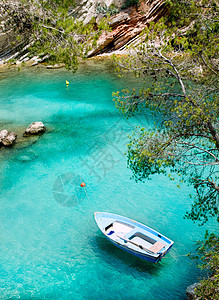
[0,1,204,296]
[0,122,46,148]
[0,49,126,72]
[0,0,167,69]
[0,57,203,300]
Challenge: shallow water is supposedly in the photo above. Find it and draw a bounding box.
[0,61,215,299]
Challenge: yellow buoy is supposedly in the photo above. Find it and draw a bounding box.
[66,80,69,85]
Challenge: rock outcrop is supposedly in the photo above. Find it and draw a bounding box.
[70,0,126,25]
[23,122,46,136]
[86,0,168,57]
[186,283,199,300]
[0,0,168,64]
[0,130,17,147]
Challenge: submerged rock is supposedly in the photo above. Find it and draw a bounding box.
[0,129,17,146]
[16,150,38,162]
[23,122,46,136]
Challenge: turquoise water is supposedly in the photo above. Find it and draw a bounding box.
[0,61,215,299]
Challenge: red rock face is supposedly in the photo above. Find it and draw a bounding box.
[88,0,168,57]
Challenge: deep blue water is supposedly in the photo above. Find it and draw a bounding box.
[0,61,215,299]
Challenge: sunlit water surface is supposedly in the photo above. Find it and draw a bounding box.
[0,61,216,299]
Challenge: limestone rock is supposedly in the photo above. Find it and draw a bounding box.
[0,129,17,146]
[87,0,168,57]
[24,122,46,136]
[87,32,114,57]
[96,13,106,25]
[46,63,65,69]
[70,0,126,24]
[109,13,130,27]
[186,283,199,300]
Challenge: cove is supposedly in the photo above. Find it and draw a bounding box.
[0,60,215,299]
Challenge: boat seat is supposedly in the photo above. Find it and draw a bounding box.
[148,241,165,253]
[105,221,134,235]
[124,229,137,239]
[130,236,153,250]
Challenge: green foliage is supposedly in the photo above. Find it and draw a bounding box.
[97,18,112,32]
[188,232,219,299]
[189,232,219,273]
[113,0,219,224]
[95,3,119,16]
[122,0,140,9]
[40,0,76,11]
[195,277,219,300]
[1,0,105,70]
[184,177,219,224]
[114,4,218,294]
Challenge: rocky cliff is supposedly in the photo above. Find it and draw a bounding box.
[71,0,167,57]
[0,0,167,64]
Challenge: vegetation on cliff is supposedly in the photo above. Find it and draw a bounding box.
[1,0,108,68]
[189,232,219,299]
[1,0,218,297]
[113,0,218,297]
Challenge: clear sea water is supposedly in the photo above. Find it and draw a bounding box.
[0,61,216,299]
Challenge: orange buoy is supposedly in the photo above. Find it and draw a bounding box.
[80,182,86,187]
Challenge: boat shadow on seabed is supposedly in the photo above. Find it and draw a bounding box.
[92,236,168,276]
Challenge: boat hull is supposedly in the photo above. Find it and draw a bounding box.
[106,236,161,263]
[94,212,174,263]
